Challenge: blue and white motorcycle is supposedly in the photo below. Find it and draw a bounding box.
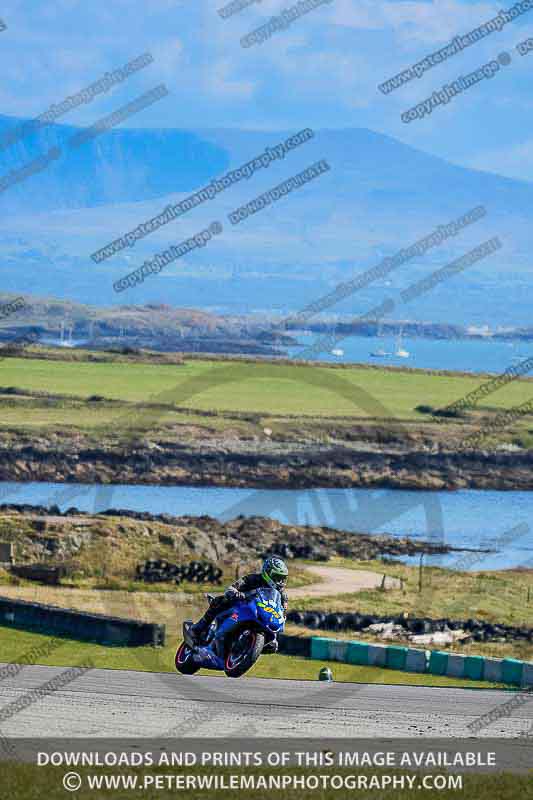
[176,587,285,678]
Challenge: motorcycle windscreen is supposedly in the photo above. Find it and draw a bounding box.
[255,587,285,629]
[256,586,282,607]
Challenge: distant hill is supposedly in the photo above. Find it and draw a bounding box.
[1,116,531,221]
[0,117,531,323]
[0,114,228,213]
[0,292,295,356]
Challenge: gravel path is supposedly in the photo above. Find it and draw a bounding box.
[289,565,401,599]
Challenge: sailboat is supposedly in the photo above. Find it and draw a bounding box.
[59,321,75,348]
[395,329,410,358]
[370,323,391,357]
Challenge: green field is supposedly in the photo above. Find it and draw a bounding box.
[0,354,531,454]
[1,355,532,421]
[0,400,236,433]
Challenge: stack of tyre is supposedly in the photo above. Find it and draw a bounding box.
[285,610,533,641]
[264,542,329,561]
[286,610,457,633]
[136,559,223,585]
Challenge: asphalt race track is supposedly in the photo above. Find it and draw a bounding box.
[0,664,532,739]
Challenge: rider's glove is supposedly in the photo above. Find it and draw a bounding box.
[226,588,246,602]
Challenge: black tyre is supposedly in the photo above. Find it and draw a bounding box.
[224,629,265,678]
[343,613,359,631]
[325,613,344,631]
[286,610,303,625]
[409,619,430,635]
[175,641,200,675]
[304,612,321,630]
[349,612,364,630]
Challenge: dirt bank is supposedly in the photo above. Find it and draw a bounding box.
[0,505,463,575]
[0,432,530,490]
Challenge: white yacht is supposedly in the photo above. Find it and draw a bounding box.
[395,331,410,358]
[370,323,391,357]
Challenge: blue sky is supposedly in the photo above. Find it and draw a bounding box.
[1,0,533,180]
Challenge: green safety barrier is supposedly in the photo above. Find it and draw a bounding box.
[522,663,533,687]
[483,658,504,683]
[310,637,338,660]
[502,658,524,686]
[464,655,484,681]
[445,653,466,679]
[329,640,350,662]
[367,643,387,667]
[346,641,370,665]
[386,645,407,671]
[308,636,532,686]
[428,650,448,676]
[405,648,427,673]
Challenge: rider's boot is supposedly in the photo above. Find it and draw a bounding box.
[189,618,210,644]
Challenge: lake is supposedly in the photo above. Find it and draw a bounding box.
[0,481,531,571]
[288,333,532,375]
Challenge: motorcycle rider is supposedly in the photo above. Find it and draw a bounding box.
[188,556,289,651]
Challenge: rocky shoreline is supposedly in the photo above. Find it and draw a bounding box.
[0,434,531,490]
[0,504,469,567]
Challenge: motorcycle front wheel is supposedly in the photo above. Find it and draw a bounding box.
[175,641,200,675]
[224,629,265,678]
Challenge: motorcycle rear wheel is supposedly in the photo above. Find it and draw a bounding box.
[175,641,200,675]
[224,629,264,678]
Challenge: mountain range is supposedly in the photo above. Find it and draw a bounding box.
[0,114,530,326]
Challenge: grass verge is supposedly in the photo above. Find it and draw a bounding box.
[0,761,530,799]
[0,625,510,690]
[291,557,533,662]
